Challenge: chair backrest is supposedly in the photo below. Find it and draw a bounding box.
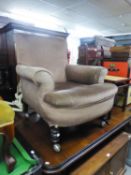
[14,31,68,82]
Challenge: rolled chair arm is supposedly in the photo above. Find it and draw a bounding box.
[16,65,55,90]
[66,65,108,84]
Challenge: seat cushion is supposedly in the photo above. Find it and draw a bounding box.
[55,82,83,90]
[44,83,117,108]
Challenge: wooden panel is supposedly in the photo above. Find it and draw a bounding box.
[71,132,129,175]
[109,144,128,175]
[6,30,16,66]
[127,87,131,105]
[0,33,8,66]
[96,164,110,175]
[105,75,128,83]
[0,23,68,38]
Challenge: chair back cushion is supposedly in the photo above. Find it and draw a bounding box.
[14,32,68,82]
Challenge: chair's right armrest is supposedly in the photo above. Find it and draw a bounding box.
[66,65,108,84]
[16,65,55,90]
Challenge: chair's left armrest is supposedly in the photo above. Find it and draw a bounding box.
[16,65,55,90]
[66,65,108,84]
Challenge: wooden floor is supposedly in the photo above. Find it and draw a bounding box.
[15,106,131,174]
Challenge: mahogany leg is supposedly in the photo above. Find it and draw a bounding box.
[2,124,16,173]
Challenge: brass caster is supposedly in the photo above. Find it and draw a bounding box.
[100,120,106,128]
[53,144,61,152]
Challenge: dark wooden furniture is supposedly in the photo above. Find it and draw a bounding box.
[0,100,16,172]
[0,66,13,100]
[105,75,130,111]
[105,75,129,83]
[103,60,131,106]
[0,123,15,172]
[0,22,68,99]
[71,132,129,175]
[78,45,103,65]
[0,103,15,172]
[15,107,131,174]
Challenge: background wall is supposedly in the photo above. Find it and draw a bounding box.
[67,36,80,65]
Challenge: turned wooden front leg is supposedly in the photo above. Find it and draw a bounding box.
[0,123,16,172]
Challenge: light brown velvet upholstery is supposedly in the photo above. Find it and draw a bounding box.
[66,65,107,84]
[16,64,117,127]
[45,83,117,108]
[14,32,67,82]
[15,31,118,128]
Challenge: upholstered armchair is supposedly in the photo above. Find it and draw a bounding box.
[13,31,117,152]
[16,64,117,152]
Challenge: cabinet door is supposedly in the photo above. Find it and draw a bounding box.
[71,133,129,175]
[109,145,128,175]
[96,163,110,175]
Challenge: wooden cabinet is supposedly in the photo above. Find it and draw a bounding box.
[0,22,68,100]
[78,45,102,65]
[103,60,131,106]
[103,60,131,107]
[71,132,129,175]
[0,66,14,100]
[97,145,127,175]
